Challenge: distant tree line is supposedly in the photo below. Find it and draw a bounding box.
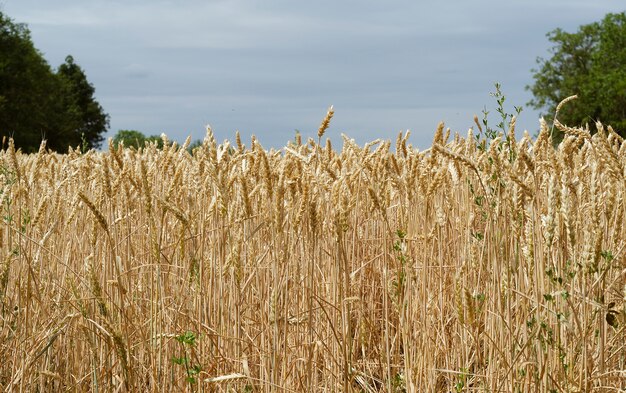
[112,130,165,149]
[113,129,203,153]
[0,11,108,152]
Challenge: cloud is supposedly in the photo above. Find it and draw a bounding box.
[4,0,624,148]
[123,63,150,79]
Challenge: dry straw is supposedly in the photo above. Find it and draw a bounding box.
[0,102,624,391]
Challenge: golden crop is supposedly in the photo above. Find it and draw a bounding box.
[0,113,624,391]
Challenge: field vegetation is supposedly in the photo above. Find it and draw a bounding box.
[0,102,624,391]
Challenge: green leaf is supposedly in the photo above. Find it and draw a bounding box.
[175,331,198,346]
[600,250,614,262]
[171,356,189,365]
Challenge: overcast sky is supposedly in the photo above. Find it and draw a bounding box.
[1,1,623,149]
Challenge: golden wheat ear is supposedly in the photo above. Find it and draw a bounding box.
[3,118,624,390]
[318,105,334,140]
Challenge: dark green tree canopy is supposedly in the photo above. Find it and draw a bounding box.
[0,11,108,152]
[112,129,202,152]
[0,11,60,151]
[527,12,626,140]
[56,55,109,150]
[113,130,164,149]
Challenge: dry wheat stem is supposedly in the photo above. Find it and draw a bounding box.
[0,110,624,392]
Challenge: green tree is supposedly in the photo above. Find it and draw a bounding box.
[113,130,148,149]
[527,12,626,142]
[55,55,109,151]
[0,11,108,152]
[113,130,164,149]
[0,11,62,151]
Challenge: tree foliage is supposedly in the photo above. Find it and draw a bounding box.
[0,11,108,152]
[113,130,164,149]
[56,55,109,151]
[113,129,203,154]
[0,12,60,151]
[527,12,626,140]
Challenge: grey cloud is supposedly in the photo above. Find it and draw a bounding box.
[3,0,624,148]
[123,64,150,79]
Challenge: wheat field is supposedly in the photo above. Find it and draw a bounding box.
[0,110,624,391]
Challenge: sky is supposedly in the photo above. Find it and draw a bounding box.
[1,1,623,149]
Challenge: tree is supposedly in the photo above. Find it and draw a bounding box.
[0,11,109,152]
[56,55,109,151]
[527,12,626,141]
[113,130,163,149]
[0,11,63,151]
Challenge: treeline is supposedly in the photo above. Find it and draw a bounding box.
[112,130,203,152]
[0,11,108,152]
